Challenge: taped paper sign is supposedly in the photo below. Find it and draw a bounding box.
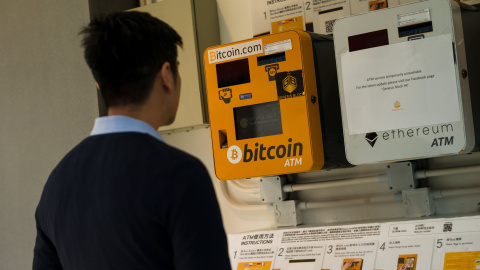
[340,34,461,135]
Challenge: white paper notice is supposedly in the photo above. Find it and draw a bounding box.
[397,8,430,27]
[264,39,292,55]
[340,34,461,135]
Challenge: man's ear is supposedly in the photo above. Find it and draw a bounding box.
[159,61,174,93]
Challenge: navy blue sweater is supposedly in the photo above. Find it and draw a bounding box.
[33,133,230,269]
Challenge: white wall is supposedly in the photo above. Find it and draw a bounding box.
[0,1,98,268]
[163,127,277,234]
[217,0,252,44]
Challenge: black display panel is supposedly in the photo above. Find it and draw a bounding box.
[234,101,283,140]
[216,58,251,88]
[257,52,286,66]
[348,29,389,52]
[318,7,343,15]
[398,21,433,38]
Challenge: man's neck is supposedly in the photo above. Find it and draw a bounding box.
[108,106,162,131]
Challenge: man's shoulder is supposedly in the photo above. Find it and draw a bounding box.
[51,132,208,182]
[79,132,204,168]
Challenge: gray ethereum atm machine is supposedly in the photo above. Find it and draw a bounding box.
[333,0,480,165]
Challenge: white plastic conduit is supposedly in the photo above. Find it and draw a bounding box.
[297,194,398,210]
[298,186,480,210]
[218,164,480,211]
[283,176,381,193]
[416,164,480,179]
[219,180,271,211]
[438,186,480,197]
[284,164,480,193]
[227,180,260,194]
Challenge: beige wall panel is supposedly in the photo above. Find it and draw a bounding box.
[0,1,98,268]
[135,0,220,131]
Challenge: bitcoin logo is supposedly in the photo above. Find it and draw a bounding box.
[240,118,249,129]
[231,149,238,159]
[227,145,242,164]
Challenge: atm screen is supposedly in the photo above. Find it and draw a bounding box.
[234,101,283,140]
[216,58,251,88]
[348,29,389,52]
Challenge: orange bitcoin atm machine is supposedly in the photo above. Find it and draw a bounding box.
[204,31,350,180]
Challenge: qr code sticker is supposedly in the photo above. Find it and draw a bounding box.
[325,19,336,34]
[443,222,453,232]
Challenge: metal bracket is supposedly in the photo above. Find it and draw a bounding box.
[273,200,302,227]
[259,176,287,203]
[386,161,435,217]
[386,161,417,191]
[402,187,436,217]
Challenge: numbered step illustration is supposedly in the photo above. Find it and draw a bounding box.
[321,241,378,270]
[380,237,434,270]
[273,244,326,270]
[233,247,277,270]
[431,234,480,270]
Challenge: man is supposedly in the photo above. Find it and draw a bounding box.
[33,11,231,269]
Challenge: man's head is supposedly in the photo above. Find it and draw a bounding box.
[80,11,183,109]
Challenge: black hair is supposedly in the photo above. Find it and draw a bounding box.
[80,11,183,107]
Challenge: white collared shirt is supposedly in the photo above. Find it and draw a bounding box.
[90,116,164,142]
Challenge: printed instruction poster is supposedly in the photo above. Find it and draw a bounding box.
[275,243,326,269]
[382,237,434,270]
[432,234,480,270]
[322,241,378,270]
[229,232,278,270]
[340,34,461,135]
[250,0,353,36]
[270,1,306,34]
[314,6,344,35]
[310,0,350,34]
[250,0,306,37]
[228,216,480,270]
[350,0,400,15]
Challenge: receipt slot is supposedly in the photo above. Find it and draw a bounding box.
[334,0,479,165]
[204,31,349,180]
